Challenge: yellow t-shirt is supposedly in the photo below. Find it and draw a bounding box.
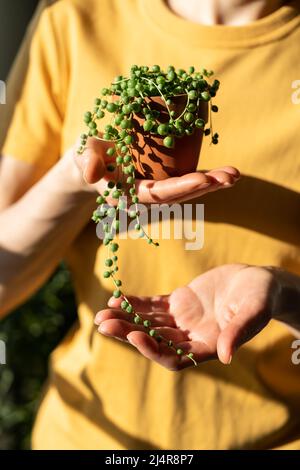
[2,0,300,450]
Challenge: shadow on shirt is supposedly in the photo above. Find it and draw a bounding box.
[198,174,300,247]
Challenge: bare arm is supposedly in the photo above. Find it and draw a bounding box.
[0,150,95,318]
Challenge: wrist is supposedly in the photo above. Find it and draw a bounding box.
[22,149,97,223]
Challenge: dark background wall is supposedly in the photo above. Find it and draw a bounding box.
[0,0,39,79]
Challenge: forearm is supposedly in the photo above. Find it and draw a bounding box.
[272,267,300,337]
[0,152,96,317]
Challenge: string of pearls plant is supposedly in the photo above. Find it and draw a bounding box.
[78,65,220,366]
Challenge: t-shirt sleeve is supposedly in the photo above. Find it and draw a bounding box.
[1,4,65,170]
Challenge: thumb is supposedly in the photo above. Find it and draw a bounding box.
[217,301,271,365]
[74,136,111,184]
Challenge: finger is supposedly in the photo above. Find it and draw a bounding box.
[174,340,217,369]
[95,308,134,325]
[107,295,170,313]
[98,317,184,343]
[95,308,176,328]
[150,326,187,342]
[127,333,216,371]
[205,166,240,181]
[97,318,140,338]
[74,136,111,184]
[97,318,179,340]
[127,330,181,370]
[151,181,222,204]
[168,180,232,204]
[135,172,214,204]
[204,168,240,186]
[135,168,240,204]
[217,304,271,365]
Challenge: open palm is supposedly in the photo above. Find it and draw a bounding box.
[95,264,278,370]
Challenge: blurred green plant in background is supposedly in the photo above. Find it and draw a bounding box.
[0,264,76,450]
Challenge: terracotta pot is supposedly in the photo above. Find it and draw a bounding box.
[130,95,208,180]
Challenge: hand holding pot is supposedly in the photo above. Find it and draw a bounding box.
[74,136,240,204]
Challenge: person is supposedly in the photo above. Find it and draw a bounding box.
[0,0,299,450]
